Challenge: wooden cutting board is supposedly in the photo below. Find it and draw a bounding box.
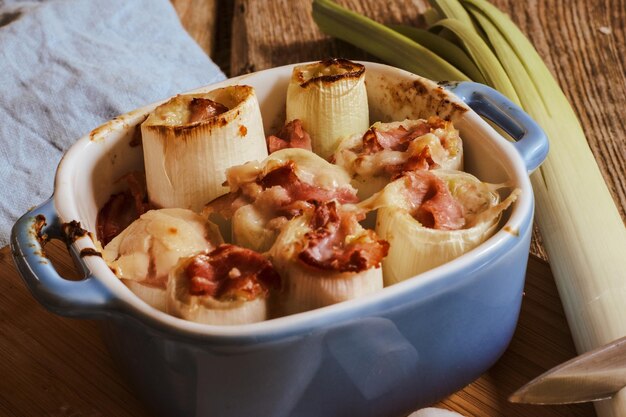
[2,0,624,416]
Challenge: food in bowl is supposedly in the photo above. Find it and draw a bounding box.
[13,60,546,417]
[333,116,464,199]
[167,244,281,324]
[101,208,223,311]
[204,147,358,252]
[97,59,520,326]
[362,170,520,285]
[141,85,268,212]
[286,58,370,159]
[268,200,388,315]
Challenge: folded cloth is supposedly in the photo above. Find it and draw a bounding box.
[0,0,226,247]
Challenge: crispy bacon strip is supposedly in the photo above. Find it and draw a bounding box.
[205,161,358,220]
[390,146,438,177]
[404,171,465,230]
[96,171,151,245]
[185,244,281,301]
[298,201,389,273]
[266,119,312,153]
[188,98,229,124]
[362,122,431,154]
[259,161,358,205]
[355,117,454,177]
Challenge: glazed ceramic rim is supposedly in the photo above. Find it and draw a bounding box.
[53,62,534,342]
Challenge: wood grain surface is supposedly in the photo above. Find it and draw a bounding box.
[1,0,624,416]
[171,0,218,55]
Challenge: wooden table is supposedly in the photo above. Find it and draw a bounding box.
[1,1,624,416]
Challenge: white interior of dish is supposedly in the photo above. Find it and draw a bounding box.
[53,62,533,337]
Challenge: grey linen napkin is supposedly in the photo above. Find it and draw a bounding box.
[0,0,226,247]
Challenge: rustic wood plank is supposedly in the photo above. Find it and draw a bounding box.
[170,0,219,56]
[230,0,428,76]
[0,242,150,417]
[212,0,235,75]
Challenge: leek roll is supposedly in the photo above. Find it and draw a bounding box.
[167,244,281,325]
[102,208,223,311]
[363,170,519,286]
[334,116,463,199]
[204,148,358,253]
[286,59,369,159]
[141,85,268,212]
[268,201,388,315]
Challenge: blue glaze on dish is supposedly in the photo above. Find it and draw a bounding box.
[97,211,531,417]
[11,198,115,318]
[11,195,533,417]
[11,73,545,417]
[446,81,549,173]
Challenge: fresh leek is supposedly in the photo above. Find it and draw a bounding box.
[388,24,486,83]
[362,170,519,285]
[429,18,519,102]
[311,0,469,81]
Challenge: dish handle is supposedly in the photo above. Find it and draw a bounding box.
[10,198,116,319]
[446,81,549,173]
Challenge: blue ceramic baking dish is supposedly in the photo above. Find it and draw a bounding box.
[11,62,547,417]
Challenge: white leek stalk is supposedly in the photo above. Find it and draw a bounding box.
[334,117,463,199]
[231,204,279,254]
[453,2,626,415]
[141,85,268,212]
[167,252,271,325]
[311,1,470,81]
[207,148,357,253]
[363,170,519,285]
[242,148,355,192]
[268,203,386,315]
[102,208,222,311]
[286,59,369,159]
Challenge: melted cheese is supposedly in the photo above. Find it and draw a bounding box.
[102,208,221,284]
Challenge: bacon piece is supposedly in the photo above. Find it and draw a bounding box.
[266,119,312,153]
[375,126,410,150]
[184,244,281,301]
[388,145,439,178]
[204,157,357,229]
[259,161,358,205]
[362,122,432,155]
[361,128,384,154]
[120,171,151,216]
[404,171,465,230]
[96,193,134,246]
[298,201,389,273]
[188,98,229,124]
[96,172,151,245]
